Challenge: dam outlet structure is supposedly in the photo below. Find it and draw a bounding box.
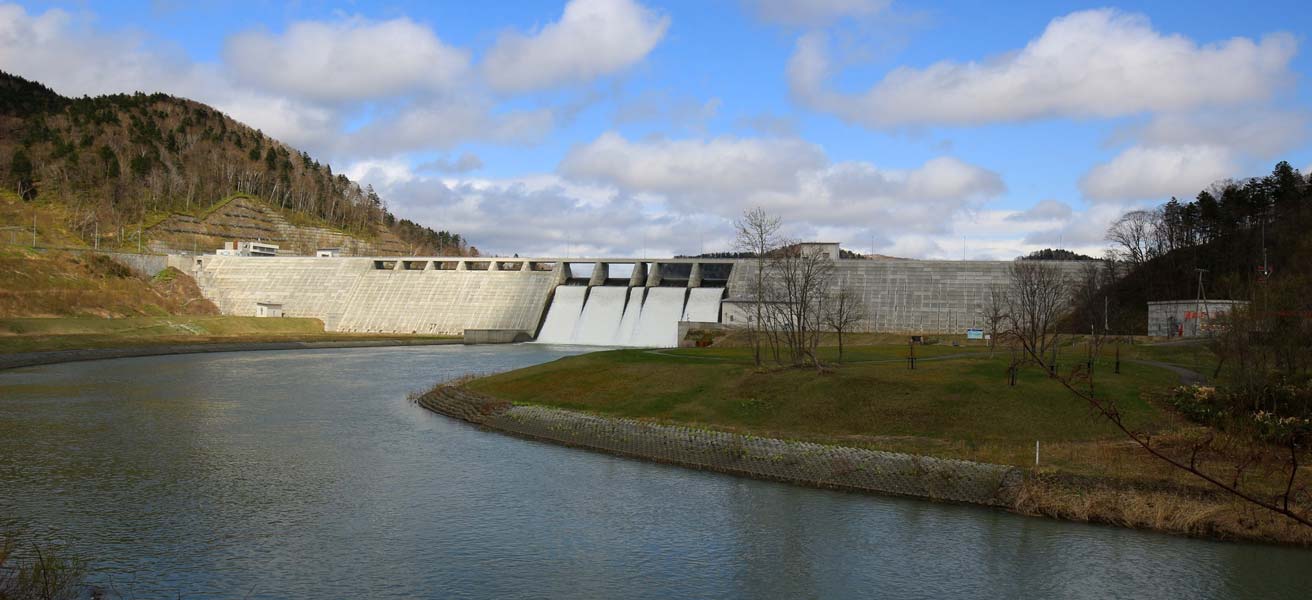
[180,249,1089,348]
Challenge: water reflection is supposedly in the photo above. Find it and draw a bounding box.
[1,345,1309,599]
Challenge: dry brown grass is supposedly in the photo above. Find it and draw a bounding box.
[0,248,216,318]
[1014,475,1312,545]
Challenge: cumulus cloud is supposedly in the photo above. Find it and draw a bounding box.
[224,17,470,103]
[742,0,889,26]
[1079,145,1236,202]
[1005,199,1073,222]
[1110,110,1308,159]
[560,132,827,195]
[347,101,556,155]
[559,132,1004,233]
[789,9,1297,127]
[482,0,669,93]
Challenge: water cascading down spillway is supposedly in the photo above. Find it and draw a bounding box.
[571,286,628,345]
[629,287,689,348]
[682,288,724,323]
[534,262,726,347]
[535,285,587,344]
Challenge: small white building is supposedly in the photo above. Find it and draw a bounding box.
[798,242,841,260]
[315,248,341,258]
[255,302,284,318]
[217,241,279,257]
[1147,300,1248,337]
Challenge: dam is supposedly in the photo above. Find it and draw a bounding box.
[181,248,1086,347]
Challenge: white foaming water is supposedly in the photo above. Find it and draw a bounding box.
[681,287,724,323]
[616,287,646,346]
[572,286,629,345]
[632,287,688,348]
[535,285,586,344]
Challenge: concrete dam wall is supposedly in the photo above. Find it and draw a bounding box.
[188,254,1088,344]
[722,259,1088,334]
[191,256,557,335]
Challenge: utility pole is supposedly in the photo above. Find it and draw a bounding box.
[1194,268,1208,337]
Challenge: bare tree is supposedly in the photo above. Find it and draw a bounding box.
[734,207,781,368]
[979,284,1009,356]
[1003,260,1070,372]
[823,285,866,362]
[1106,210,1159,266]
[763,242,834,370]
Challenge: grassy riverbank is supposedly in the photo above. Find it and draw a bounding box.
[0,315,456,354]
[465,342,1311,544]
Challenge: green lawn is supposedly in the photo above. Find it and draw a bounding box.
[467,345,1182,469]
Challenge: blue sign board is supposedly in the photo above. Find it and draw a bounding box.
[966,328,984,340]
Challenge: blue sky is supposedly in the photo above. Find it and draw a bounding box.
[2,1,1309,258]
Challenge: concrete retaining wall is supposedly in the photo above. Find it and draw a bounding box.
[463,329,533,344]
[419,386,1022,506]
[30,248,169,276]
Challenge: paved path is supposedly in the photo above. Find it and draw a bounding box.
[1129,359,1207,385]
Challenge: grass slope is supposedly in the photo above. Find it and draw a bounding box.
[469,348,1172,461]
[0,247,215,318]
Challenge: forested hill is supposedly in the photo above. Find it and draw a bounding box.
[1074,161,1312,334]
[0,71,471,255]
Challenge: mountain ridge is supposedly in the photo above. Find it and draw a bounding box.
[0,70,471,256]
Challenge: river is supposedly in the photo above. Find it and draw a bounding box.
[1,345,1309,598]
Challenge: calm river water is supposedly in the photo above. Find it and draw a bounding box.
[1,345,1310,599]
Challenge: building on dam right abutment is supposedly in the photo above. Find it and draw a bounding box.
[177,246,1089,348]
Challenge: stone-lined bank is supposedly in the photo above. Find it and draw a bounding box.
[418,385,1023,507]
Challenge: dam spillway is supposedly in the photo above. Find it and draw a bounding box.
[181,251,1090,346]
[571,286,627,346]
[532,285,719,347]
[630,287,689,348]
[535,285,587,344]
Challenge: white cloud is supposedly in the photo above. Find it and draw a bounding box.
[1110,110,1308,159]
[482,0,669,93]
[1004,199,1073,222]
[344,158,418,188]
[224,17,470,103]
[559,132,1004,233]
[560,132,827,195]
[347,101,556,155]
[790,9,1297,127]
[742,0,889,26]
[0,4,190,97]
[1079,145,1236,202]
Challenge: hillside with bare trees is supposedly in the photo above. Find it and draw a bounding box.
[0,71,471,255]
